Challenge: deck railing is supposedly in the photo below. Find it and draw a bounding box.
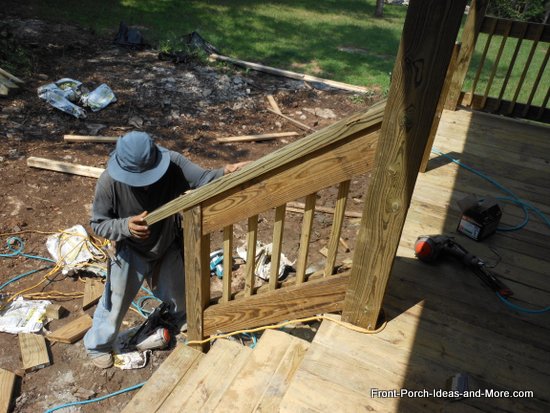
[445,0,550,123]
[145,101,385,347]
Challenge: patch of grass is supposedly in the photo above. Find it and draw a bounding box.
[22,0,406,91]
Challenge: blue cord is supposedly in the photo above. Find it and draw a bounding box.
[431,148,550,314]
[44,381,146,413]
[0,237,56,262]
[0,267,53,291]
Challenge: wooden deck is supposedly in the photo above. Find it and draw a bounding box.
[124,108,549,412]
[281,109,550,412]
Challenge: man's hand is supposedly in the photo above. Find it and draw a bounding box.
[224,161,251,175]
[128,211,150,239]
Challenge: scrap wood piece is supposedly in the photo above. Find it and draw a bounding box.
[27,157,105,179]
[0,368,16,413]
[287,201,362,218]
[216,132,299,143]
[267,95,282,114]
[19,333,51,372]
[64,134,119,143]
[47,314,93,344]
[209,53,371,93]
[266,108,316,132]
[0,67,24,84]
[45,303,67,320]
[82,278,104,310]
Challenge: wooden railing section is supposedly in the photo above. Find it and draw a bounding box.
[145,101,385,347]
[446,0,550,122]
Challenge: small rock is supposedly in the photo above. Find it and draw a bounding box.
[128,116,144,128]
[314,108,337,119]
[74,387,96,400]
[299,115,307,120]
[37,73,49,80]
[86,123,107,135]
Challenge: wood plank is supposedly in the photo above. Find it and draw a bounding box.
[64,134,118,143]
[459,93,550,123]
[342,0,469,329]
[0,75,19,90]
[203,272,349,336]
[144,100,385,226]
[201,130,376,234]
[324,181,350,277]
[0,67,24,84]
[27,157,104,179]
[295,193,316,284]
[82,278,104,310]
[209,53,371,93]
[266,108,315,132]
[270,204,286,290]
[445,0,490,110]
[216,132,298,143]
[19,333,50,372]
[121,344,203,413]
[213,329,309,413]
[159,339,251,412]
[244,215,258,297]
[287,201,362,218]
[47,314,93,343]
[0,368,16,413]
[266,95,282,114]
[45,303,67,319]
[480,17,550,42]
[183,206,211,351]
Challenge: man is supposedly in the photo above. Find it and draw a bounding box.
[84,131,248,368]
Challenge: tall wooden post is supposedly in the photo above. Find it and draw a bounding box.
[183,206,211,351]
[342,0,468,329]
[444,0,489,110]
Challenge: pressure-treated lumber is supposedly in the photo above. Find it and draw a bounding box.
[244,215,258,297]
[0,67,24,84]
[210,53,371,93]
[19,333,50,372]
[222,225,233,303]
[342,0,469,329]
[216,131,298,143]
[295,193,316,284]
[0,368,16,413]
[47,314,93,343]
[266,108,316,132]
[45,303,67,320]
[121,344,203,413]
[144,100,385,226]
[27,157,104,179]
[324,180,350,277]
[82,278,104,310]
[203,271,349,336]
[287,201,362,219]
[270,204,286,290]
[445,0,489,110]
[64,134,119,143]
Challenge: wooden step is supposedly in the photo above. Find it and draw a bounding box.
[212,329,310,412]
[158,338,252,412]
[121,343,203,412]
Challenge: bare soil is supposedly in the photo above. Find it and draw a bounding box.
[0,16,380,413]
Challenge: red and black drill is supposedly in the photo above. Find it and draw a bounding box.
[414,235,513,297]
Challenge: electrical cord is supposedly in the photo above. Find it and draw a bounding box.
[432,148,550,314]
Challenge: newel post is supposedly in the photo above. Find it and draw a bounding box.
[341,0,468,330]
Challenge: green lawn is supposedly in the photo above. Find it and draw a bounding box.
[22,0,407,92]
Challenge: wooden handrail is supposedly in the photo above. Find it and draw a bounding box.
[144,100,385,226]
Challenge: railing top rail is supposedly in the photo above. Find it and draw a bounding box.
[145,99,386,226]
[479,17,550,42]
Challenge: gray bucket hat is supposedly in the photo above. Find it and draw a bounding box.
[107,131,170,187]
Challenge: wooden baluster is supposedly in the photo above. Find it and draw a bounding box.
[508,24,544,115]
[522,44,549,119]
[536,87,550,122]
[183,206,210,351]
[481,20,512,109]
[324,181,350,277]
[467,17,497,107]
[222,225,233,303]
[270,204,286,290]
[244,215,258,296]
[295,193,316,284]
[496,22,527,111]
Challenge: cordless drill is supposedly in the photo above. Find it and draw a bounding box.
[414,235,513,297]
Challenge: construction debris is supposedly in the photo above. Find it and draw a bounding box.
[64,134,119,143]
[27,156,104,178]
[266,108,316,132]
[216,131,299,143]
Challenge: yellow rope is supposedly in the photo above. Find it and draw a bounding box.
[185,314,387,346]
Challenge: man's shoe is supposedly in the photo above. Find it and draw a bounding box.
[90,352,113,369]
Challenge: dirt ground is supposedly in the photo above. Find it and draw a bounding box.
[0,15,381,413]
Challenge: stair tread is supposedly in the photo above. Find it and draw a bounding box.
[159,338,252,412]
[213,329,310,413]
[121,343,203,413]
